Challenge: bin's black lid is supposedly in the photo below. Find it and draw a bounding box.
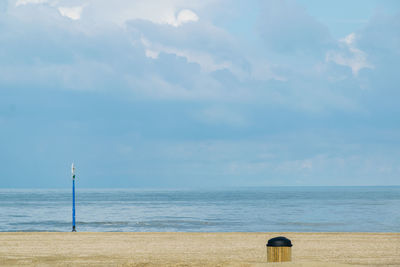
[266,236,292,247]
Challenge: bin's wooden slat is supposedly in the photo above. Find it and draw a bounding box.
[267,246,291,262]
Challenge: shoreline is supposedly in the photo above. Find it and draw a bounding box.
[1,232,399,266]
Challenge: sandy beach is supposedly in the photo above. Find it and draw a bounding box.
[0,232,399,266]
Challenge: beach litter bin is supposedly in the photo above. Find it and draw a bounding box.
[266,236,292,262]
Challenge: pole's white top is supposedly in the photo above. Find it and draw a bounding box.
[71,163,75,176]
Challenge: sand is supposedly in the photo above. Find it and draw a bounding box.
[0,232,399,266]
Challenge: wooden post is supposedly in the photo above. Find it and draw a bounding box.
[266,236,292,262]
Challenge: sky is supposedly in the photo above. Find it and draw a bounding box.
[0,0,399,188]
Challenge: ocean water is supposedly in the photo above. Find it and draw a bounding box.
[0,187,399,232]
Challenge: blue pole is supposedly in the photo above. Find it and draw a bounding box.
[72,172,76,232]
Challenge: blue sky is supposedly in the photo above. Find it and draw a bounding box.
[1,0,399,188]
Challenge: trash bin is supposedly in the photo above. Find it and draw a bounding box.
[266,236,292,262]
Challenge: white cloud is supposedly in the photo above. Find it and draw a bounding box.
[342,32,356,46]
[77,0,210,28]
[58,6,84,20]
[144,49,159,59]
[167,9,199,27]
[140,37,232,72]
[15,0,48,7]
[14,0,200,26]
[164,47,231,72]
[326,33,374,75]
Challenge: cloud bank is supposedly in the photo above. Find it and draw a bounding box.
[1,0,400,187]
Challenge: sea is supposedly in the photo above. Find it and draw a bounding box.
[0,186,399,232]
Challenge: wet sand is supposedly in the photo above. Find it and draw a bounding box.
[0,232,399,266]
